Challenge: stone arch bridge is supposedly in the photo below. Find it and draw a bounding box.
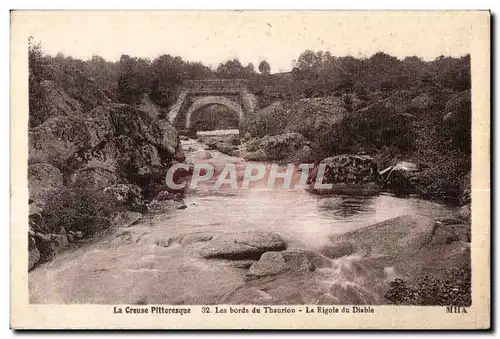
[167,79,255,132]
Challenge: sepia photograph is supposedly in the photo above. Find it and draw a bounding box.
[10,10,490,329]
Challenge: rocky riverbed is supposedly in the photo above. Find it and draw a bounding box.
[29,136,470,305]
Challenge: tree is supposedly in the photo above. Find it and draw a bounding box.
[85,55,119,98]
[117,55,151,105]
[149,54,187,107]
[258,60,271,74]
[28,37,54,127]
[184,61,214,80]
[246,62,255,73]
[216,59,246,78]
[295,50,327,72]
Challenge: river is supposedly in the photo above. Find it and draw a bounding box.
[29,137,458,305]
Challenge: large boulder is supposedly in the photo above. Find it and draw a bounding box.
[69,167,122,190]
[331,215,437,258]
[289,145,316,163]
[76,86,112,112]
[215,143,237,155]
[73,135,167,195]
[28,163,64,208]
[330,214,470,279]
[107,103,178,158]
[57,69,113,112]
[82,135,163,174]
[28,234,41,270]
[29,80,83,128]
[259,133,306,161]
[38,80,83,116]
[458,204,471,222]
[29,104,117,167]
[246,251,286,278]
[224,216,470,305]
[103,184,144,211]
[244,98,348,150]
[307,154,380,195]
[29,102,178,171]
[246,250,331,279]
[409,93,434,114]
[111,211,143,228]
[243,101,286,137]
[243,150,270,162]
[246,249,331,280]
[223,250,334,305]
[28,115,92,167]
[84,106,116,146]
[357,90,414,116]
[182,231,287,260]
[106,136,163,176]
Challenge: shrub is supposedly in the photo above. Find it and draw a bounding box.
[245,138,261,152]
[413,150,471,203]
[385,267,471,306]
[41,186,121,236]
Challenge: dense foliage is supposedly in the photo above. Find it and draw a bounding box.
[385,267,471,306]
[41,186,121,236]
[29,38,470,111]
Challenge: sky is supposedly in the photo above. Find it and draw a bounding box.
[15,11,476,72]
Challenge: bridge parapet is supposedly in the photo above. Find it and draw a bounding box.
[184,79,248,94]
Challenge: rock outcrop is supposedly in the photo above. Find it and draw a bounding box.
[28,76,184,271]
[28,163,64,208]
[356,90,414,116]
[29,116,96,168]
[190,231,286,260]
[259,133,306,161]
[156,231,287,261]
[70,167,122,190]
[307,154,380,195]
[223,215,470,305]
[29,101,180,206]
[35,80,83,122]
[329,214,470,279]
[104,184,145,212]
[409,92,434,114]
[243,97,348,143]
[28,234,41,270]
[28,225,83,271]
[246,249,331,279]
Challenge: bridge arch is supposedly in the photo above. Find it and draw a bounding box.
[184,96,244,129]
